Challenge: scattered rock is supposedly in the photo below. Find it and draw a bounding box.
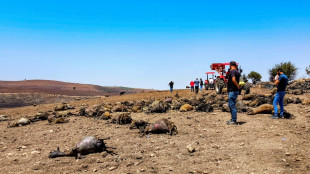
[187,144,196,153]
[109,167,116,171]
[31,151,40,155]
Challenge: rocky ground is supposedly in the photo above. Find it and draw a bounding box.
[0,93,98,108]
[0,85,309,174]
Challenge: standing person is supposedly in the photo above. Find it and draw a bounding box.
[168,81,174,93]
[190,81,194,92]
[270,68,288,119]
[200,78,204,92]
[226,61,241,125]
[194,78,200,94]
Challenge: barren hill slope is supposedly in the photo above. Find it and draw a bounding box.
[0,80,145,96]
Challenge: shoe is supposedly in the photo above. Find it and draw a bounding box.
[270,116,279,119]
[226,120,237,125]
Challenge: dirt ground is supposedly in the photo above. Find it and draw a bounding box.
[0,88,309,174]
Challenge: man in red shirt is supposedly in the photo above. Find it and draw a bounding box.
[190,81,194,92]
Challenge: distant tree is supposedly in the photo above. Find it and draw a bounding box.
[306,65,310,77]
[247,71,262,84]
[73,87,76,90]
[269,61,297,81]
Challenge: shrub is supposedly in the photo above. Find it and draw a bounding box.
[247,71,262,84]
[269,61,297,81]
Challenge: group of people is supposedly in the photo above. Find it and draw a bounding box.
[169,61,288,126]
[226,61,288,125]
[190,78,204,94]
[169,78,204,94]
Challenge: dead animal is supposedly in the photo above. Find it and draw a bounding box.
[247,104,274,115]
[196,103,213,112]
[55,103,74,111]
[249,96,272,107]
[79,107,87,116]
[221,103,230,112]
[79,105,104,117]
[141,118,178,136]
[100,112,112,120]
[48,116,69,124]
[130,120,149,130]
[112,104,127,112]
[236,100,248,113]
[49,136,115,159]
[242,94,256,101]
[292,97,302,104]
[174,92,180,99]
[111,113,132,125]
[149,101,166,113]
[30,111,49,122]
[120,91,126,95]
[0,115,9,122]
[164,97,173,104]
[7,117,31,128]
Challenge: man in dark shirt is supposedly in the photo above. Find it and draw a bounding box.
[194,78,200,94]
[169,81,174,93]
[227,61,241,125]
[200,78,204,92]
[271,68,288,119]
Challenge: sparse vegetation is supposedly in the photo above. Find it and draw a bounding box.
[306,65,310,77]
[269,61,297,81]
[247,71,262,84]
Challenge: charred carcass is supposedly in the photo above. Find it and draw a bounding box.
[141,118,178,136]
[49,136,115,159]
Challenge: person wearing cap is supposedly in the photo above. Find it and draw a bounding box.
[270,68,288,119]
[226,61,241,125]
[194,78,200,94]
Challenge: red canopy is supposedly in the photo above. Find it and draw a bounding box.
[210,63,239,70]
[205,72,215,74]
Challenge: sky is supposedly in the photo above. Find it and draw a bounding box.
[0,0,309,89]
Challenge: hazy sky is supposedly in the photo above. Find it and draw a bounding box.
[0,0,309,89]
